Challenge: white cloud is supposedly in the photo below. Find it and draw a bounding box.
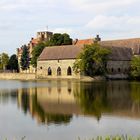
[86,15,140,32]
[52,28,73,35]
[70,0,139,14]
[0,0,140,54]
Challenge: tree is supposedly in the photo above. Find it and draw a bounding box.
[31,33,72,68]
[62,33,73,45]
[74,82,109,120]
[7,54,19,71]
[130,56,140,80]
[31,42,46,67]
[73,43,111,76]
[20,45,29,70]
[48,33,72,46]
[0,56,2,70]
[1,53,9,70]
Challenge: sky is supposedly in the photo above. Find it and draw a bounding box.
[0,0,140,55]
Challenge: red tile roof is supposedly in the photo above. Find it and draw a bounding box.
[74,39,94,45]
[31,38,40,44]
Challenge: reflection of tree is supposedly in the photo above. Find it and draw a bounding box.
[0,89,18,104]
[21,89,30,114]
[131,82,140,103]
[74,82,111,120]
[46,114,72,125]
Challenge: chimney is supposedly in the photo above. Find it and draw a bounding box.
[95,35,101,43]
[73,39,78,45]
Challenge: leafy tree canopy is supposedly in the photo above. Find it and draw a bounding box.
[31,42,46,67]
[73,43,111,76]
[130,56,140,80]
[48,33,73,46]
[7,54,19,71]
[20,45,29,70]
[0,53,9,70]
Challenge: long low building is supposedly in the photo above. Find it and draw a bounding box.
[37,43,132,79]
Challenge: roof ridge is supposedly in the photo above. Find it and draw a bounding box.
[102,38,140,42]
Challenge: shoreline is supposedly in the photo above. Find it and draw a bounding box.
[0,73,130,81]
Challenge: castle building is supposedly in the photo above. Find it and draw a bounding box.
[37,40,132,79]
[17,31,53,73]
[17,31,140,79]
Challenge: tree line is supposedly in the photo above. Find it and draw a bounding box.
[19,32,140,80]
[0,53,18,72]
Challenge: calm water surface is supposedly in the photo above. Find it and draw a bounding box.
[0,80,140,140]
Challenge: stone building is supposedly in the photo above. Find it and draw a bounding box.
[37,43,132,79]
[100,38,140,56]
[17,31,53,73]
[37,45,83,79]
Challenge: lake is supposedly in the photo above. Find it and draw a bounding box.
[0,80,140,140]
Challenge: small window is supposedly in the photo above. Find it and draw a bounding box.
[57,67,61,76]
[67,66,72,75]
[111,68,114,73]
[125,68,127,73]
[68,88,72,94]
[40,66,42,69]
[48,67,52,75]
[118,68,121,72]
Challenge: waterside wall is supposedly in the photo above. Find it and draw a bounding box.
[0,73,36,80]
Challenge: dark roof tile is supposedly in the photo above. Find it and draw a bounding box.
[100,38,140,55]
[38,45,132,61]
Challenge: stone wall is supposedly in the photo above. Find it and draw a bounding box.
[106,60,130,79]
[37,59,80,79]
[0,73,36,80]
[37,59,131,80]
[107,60,130,74]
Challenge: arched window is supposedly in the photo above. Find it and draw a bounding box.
[111,68,114,73]
[57,67,61,76]
[67,66,72,75]
[118,68,121,73]
[48,67,52,75]
[41,34,45,40]
[125,68,127,73]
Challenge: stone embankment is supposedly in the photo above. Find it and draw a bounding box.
[0,73,129,81]
[0,73,36,80]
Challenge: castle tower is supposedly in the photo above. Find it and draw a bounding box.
[37,31,53,41]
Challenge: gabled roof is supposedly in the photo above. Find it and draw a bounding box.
[38,45,84,61]
[38,45,132,61]
[105,46,132,61]
[100,38,140,55]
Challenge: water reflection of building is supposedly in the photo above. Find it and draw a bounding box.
[36,81,82,115]
[16,81,140,124]
[17,81,81,125]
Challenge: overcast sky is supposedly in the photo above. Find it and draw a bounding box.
[0,0,140,55]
